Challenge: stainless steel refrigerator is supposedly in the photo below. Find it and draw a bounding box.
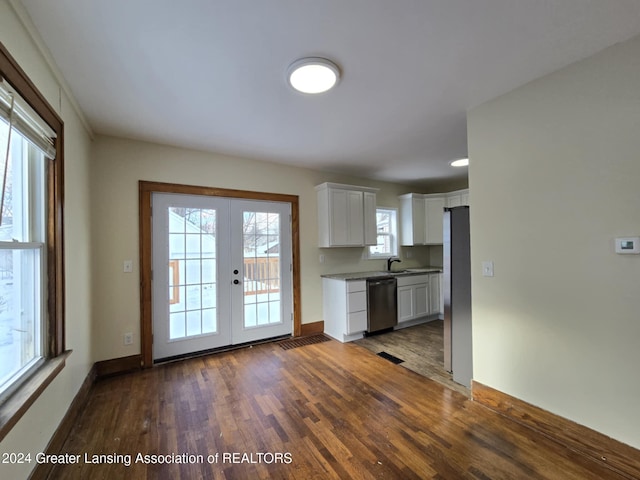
[443,206,472,388]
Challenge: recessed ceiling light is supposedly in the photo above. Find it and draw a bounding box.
[287,58,340,94]
[450,158,469,167]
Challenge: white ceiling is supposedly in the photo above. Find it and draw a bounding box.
[19,0,640,189]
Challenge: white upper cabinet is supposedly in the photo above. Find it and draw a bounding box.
[424,195,446,244]
[316,183,379,247]
[445,189,470,208]
[399,189,468,245]
[363,191,377,246]
[399,193,426,246]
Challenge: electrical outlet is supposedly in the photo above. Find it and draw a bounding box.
[123,332,133,345]
[123,260,133,273]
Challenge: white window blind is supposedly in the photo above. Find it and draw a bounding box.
[0,77,56,159]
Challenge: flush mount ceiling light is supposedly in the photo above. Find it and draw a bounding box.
[287,57,340,94]
[450,158,469,167]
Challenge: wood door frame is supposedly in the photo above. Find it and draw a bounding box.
[139,181,302,368]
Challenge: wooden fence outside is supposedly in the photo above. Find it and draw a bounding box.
[243,257,280,295]
[168,256,280,297]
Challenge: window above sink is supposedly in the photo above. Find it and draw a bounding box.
[368,207,398,259]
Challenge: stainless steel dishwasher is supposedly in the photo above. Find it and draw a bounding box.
[367,276,398,333]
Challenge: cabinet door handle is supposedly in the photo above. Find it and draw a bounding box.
[233,279,240,285]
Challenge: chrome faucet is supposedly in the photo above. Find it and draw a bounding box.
[387,257,401,271]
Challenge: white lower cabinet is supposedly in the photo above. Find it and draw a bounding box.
[346,282,368,334]
[397,273,443,325]
[323,273,443,342]
[438,273,444,316]
[397,275,429,324]
[414,283,429,317]
[397,285,414,323]
[323,278,368,342]
[428,273,441,315]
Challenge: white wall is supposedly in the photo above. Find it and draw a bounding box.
[90,135,435,361]
[0,1,94,478]
[468,34,640,448]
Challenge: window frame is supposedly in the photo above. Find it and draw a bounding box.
[0,41,66,442]
[0,129,47,398]
[368,207,398,259]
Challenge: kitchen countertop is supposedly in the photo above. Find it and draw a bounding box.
[322,267,442,281]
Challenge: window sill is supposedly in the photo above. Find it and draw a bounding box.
[0,350,72,442]
[367,253,399,260]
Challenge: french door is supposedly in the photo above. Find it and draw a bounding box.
[152,193,293,361]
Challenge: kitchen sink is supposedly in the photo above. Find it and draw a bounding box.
[379,270,410,275]
[378,268,440,275]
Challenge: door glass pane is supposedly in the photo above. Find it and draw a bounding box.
[167,207,217,340]
[170,312,186,339]
[257,303,269,325]
[242,211,282,328]
[185,234,201,257]
[169,235,185,260]
[202,284,216,308]
[186,285,201,310]
[186,311,201,337]
[202,259,215,283]
[202,309,216,334]
[244,304,257,328]
[269,300,281,322]
[185,259,201,284]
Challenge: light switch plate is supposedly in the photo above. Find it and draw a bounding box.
[482,261,494,277]
[123,260,133,273]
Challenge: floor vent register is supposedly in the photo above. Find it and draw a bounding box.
[279,334,331,350]
[377,351,405,364]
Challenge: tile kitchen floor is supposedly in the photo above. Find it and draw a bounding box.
[355,320,470,397]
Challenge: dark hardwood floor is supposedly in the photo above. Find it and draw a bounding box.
[47,338,628,479]
[354,320,469,396]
